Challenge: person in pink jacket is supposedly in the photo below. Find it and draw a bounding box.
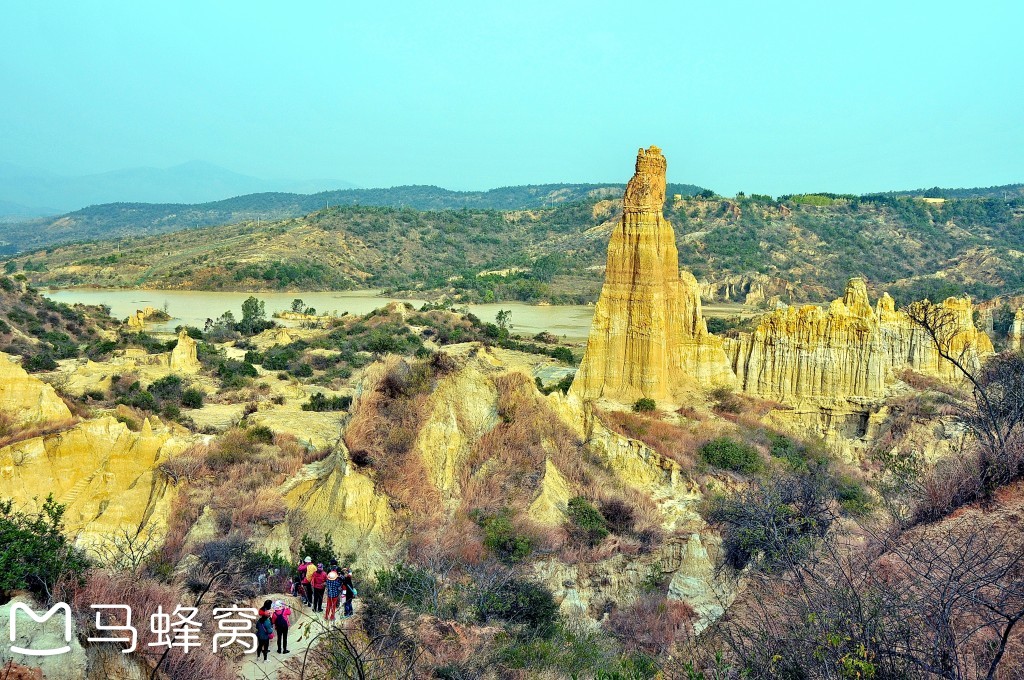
[271,600,292,654]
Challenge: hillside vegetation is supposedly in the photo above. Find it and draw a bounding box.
[8,190,1024,305]
[0,181,706,254]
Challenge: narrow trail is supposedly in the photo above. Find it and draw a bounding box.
[236,593,361,680]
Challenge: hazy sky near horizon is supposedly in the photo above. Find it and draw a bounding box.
[2,1,1022,196]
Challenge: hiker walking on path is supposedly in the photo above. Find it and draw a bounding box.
[312,563,327,612]
[272,600,292,654]
[301,556,316,606]
[255,611,273,663]
[324,566,344,621]
[341,567,356,617]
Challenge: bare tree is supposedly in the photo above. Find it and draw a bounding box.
[296,599,420,680]
[907,301,1024,504]
[92,525,163,573]
[712,515,1024,680]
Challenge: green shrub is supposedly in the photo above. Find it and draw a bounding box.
[262,345,300,370]
[475,576,557,630]
[0,496,90,598]
[301,393,352,412]
[767,432,827,471]
[247,425,275,444]
[699,437,763,474]
[23,352,57,372]
[835,476,872,516]
[704,471,835,571]
[550,346,574,364]
[116,387,157,411]
[375,563,449,616]
[148,374,184,402]
[478,510,533,563]
[566,496,609,545]
[298,532,337,568]
[181,387,204,409]
[632,398,657,413]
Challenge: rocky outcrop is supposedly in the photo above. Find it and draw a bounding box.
[726,279,993,459]
[0,415,192,546]
[169,328,201,373]
[0,352,72,427]
[729,279,887,401]
[126,306,161,330]
[1011,309,1024,351]
[729,279,994,402]
[572,147,734,403]
[276,447,399,569]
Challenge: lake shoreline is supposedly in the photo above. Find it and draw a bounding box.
[41,287,616,341]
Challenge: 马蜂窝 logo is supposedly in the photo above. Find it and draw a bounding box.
[9,602,72,656]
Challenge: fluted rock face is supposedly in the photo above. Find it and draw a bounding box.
[0,415,189,545]
[1011,309,1024,351]
[895,297,995,380]
[729,279,995,401]
[572,146,733,402]
[0,352,72,427]
[729,279,886,400]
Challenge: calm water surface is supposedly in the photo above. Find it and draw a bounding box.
[43,289,753,342]
[42,289,600,340]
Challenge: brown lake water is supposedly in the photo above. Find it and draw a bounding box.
[42,289,753,342]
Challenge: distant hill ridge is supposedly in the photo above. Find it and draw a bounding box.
[0,181,706,253]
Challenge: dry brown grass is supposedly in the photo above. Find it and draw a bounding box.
[343,356,443,518]
[601,409,702,470]
[154,425,313,562]
[66,570,234,680]
[0,417,77,449]
[604,593,695,656]
[898,367,960,396]
[460,373,590,515]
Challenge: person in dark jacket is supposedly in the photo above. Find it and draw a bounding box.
[255,612,273,662]
[341,568,356,617]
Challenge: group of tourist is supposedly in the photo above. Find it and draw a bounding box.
[251,557,358,663]
[293,556,357,619]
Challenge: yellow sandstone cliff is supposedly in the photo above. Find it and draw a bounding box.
[729,279,887,401]
[0,352,72,427]
[1011,308,1024,351]
[0,415,192,546]
[571,146,733,403]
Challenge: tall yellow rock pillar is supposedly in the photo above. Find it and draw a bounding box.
[571,146,732,403]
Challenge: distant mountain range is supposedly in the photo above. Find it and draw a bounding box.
[0,182,706,253]
[0,160,355,216]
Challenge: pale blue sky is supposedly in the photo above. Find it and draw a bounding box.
[1,1,1021,195]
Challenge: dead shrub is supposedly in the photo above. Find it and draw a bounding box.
[204,428,255,469]
[66,570,234,680]
[602,409,700,470]
[343,357,442,516]
[604,593,695,656]
[232,491,287,527]
[158,447,206,484]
